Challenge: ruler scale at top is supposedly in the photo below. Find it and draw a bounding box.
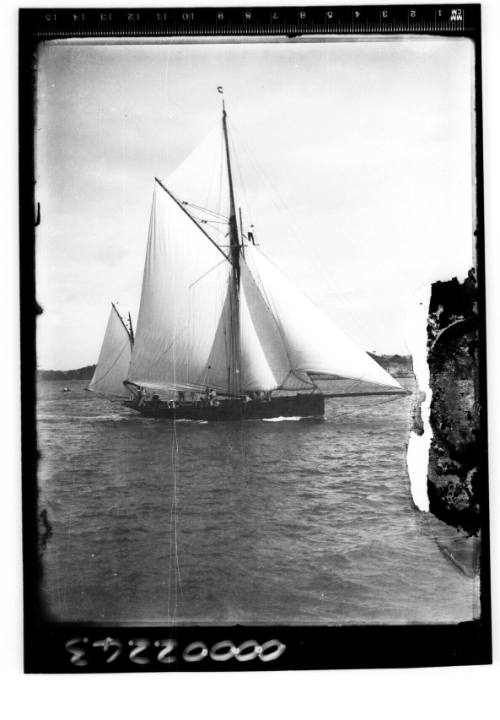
[22,5,475,40]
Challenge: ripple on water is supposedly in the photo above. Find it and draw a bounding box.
[37,378,477,625]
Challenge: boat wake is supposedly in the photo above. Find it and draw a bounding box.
[40,413,131,423]
[262,416,303,422]
[173,419,209,424]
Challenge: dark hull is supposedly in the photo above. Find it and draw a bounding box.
[124,394,325,421]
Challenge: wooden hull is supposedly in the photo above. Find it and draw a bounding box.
[124,394,325,421]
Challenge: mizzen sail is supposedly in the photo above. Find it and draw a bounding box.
[88,304,133,397]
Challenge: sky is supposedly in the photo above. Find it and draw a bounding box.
[4,0,500,707]
[35,36,475,369]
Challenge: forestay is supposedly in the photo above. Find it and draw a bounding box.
[88,305,133,397]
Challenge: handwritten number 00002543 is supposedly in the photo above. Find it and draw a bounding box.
[65,637,286,667]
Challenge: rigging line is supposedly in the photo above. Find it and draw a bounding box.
[134,307,231,386]
[315,376,363,394]
[230,122,289,219]
[329,393,407,418]
[154,177,231,263]
[182,200,228,221]
[196,219,229,225]
[265,159,386,355]
[231,122,334,287]
[162,47,182,625]
[218,125,227,226]
[169,265,183,627]
[204,125,221,214]
[228,125,253,231]
[137,326,187,371]
[243,258,300,387]
[278,370,315,390]
[230,121,383,354]
[303,371,319,389]
[227,127,251,215]
[191,219,230,237]
[88,338,130,388]
[190,226,229,246]
[276,371,316,391]
[188,259,227,289]
[202,281,228,391]
[251,246,389,377]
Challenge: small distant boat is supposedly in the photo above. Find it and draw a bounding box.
[90,90,406,421]
[61,386,71,393]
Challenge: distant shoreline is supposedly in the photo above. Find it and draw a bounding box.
[37,365,96,381]
[37,354,413,381]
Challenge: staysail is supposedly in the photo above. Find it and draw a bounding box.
[127,182,236,394]
[88,304,133,397]
[239,258,313,391]
[242,245,403,390]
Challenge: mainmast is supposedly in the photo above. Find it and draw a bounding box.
[220,88,241,282]
[219,87,242,395]
[128,312,134,345]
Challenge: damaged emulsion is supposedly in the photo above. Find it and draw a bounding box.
[426,269,480,540]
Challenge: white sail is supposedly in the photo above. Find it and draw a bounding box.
[127,183,234,394]
[240,258,313,392]
[244,245,403,390]
[165,125,231,247]
[88,304,132,397]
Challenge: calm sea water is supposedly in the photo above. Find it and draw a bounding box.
[37,378,477,625]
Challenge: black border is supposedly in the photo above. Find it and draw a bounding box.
[20,4,491,673]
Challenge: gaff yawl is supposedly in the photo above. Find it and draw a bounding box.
[89,91,407,420]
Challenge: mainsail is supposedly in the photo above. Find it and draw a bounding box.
[128,182,237,395]
[88,304,133,397]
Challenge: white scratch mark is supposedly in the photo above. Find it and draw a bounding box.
[405,285,432,512]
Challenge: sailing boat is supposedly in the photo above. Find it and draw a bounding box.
[92,90,406,420]
[88,303,134,397]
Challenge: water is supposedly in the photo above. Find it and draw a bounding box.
[37,378,478,625]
